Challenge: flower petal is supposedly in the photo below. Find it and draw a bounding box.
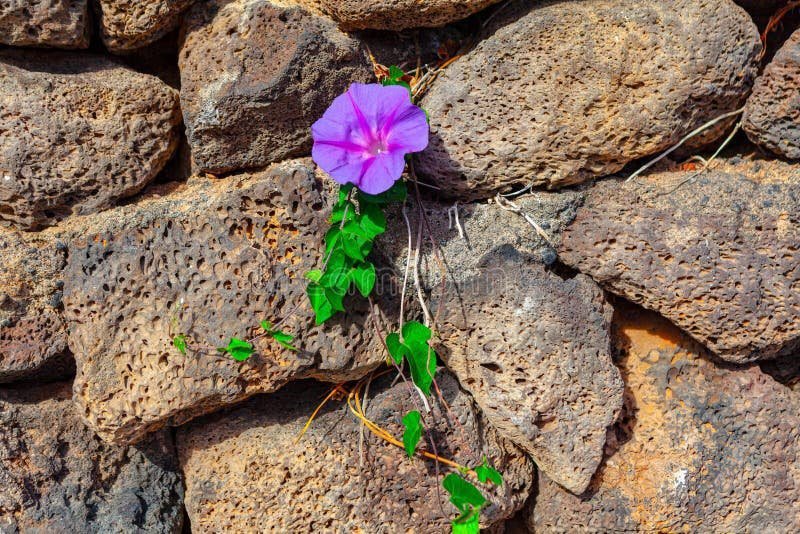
[385,104,429,154]
[357,151,406,195]
[346,83,416,136]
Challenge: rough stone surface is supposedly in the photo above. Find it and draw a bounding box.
[743,28,800,159]
[530,305,800,532]
[97,0,195,53]
[178,372,534,532]
[558,157,800,363]
[0,0,90,48]
[179,0,373,174]
[0,228,72,384]
[0,381,184,533]
[415,0,761,199]
[0,51,181,231]
[436,252,623,494]
[316,0,502,31]
[378,193,623,494]
[62,160,390,444]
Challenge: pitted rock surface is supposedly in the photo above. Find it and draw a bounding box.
[558,158,800,363]
[178,372,534,532]
[0,228,72,384]
[529,306,800,532]
[179,0,372,174]
[97,0,195,53]
[435,251,622,494]
[0,382,184,533]
[415,0,761,199]
[378,194,623,494]
[743,28,800,159]
[0,51,181,231]
[316,0,502,31]
[63,160,389,444]
[0,0,90,48]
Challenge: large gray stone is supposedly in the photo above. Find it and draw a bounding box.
[62,160,390,444]
[179,0,372,174]
[415,0,761,199]
[558,157,800,363]
[0,382,183,533]
[0,51,181,230]
[178,372,534,532]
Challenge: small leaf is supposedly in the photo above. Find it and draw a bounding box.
[305,269,323,283]
[474,457,503,486]
[442,473,486,514]
[223,337,254,362]
[402,321,437,396]
[271,330,298,352]
[172,334,187,355]
[340,221,372,261]
[319,250,350,291]
[385,332,409,365]
[350,262,376,297]
[359,202,387,239]
[260,320,273,332]
[401,410,422,459]
[452,507,480,534]
[330,199,356,224]
[358,180,407,205]
[388,65,404,81]
[307,282,334,324]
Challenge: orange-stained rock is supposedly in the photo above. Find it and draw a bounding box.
[62,160,391,444]
[558,157,800,363]
[529,303,800,532]
[0,0,90,48]
[315,0,502,30]
[97,0,195,53]
[178,372,534,532]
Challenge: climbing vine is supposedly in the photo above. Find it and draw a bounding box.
[172,65,502,533]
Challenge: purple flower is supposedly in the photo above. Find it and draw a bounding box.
[311,83,429,195]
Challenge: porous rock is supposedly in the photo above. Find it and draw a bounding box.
[0,382,184,533]
[0,0,90,48]
[62,160,390,444]
[0,227,72,384]
[315,0,502,31]
[558,157,800,363]
[97,0,195,52]
[743,28,800,159]
[179,0,373,174]
[178,372,534,532]
[530,305,800,532]
[0,51,181,230]
[378,193,624,494]
[416,0,761,199]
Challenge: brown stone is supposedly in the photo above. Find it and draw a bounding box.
[62,160,390,444]
[0,51,181,230]
[529,304,800,532]
[558,157,800,363]
[743,28,800,159]
[0,0,90,48]
[415,0,761,200]
[316,0,502,31]
[178,372,534,532]
[0,228,72,384]
[377,194,623,494]
[0,382,183,533]
[97,0,195,53]
[179,0,372,174]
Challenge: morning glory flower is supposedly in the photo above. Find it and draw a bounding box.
[311,83,429,195]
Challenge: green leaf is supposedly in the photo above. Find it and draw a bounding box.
[350,262,376,297]
[319,250,350,292]
[330,199,356,224]
[388,65,404,81]
[442,473,486,514]
[172,334,187,355]
[401,410,422,459]
[359,203,387,239]
[307,282,334,324]
[305,269,323,283]
[358,180,407,205]
[452,507,480,534]
[340,221,372,261]
[221,337,254,362]
[474,457,503,486]
[271,330,298,352]
[385,332,409,365]
[402,321,438,395]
